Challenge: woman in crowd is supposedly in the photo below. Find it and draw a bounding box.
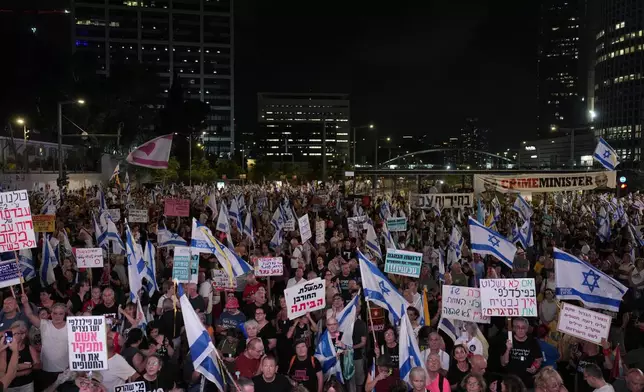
[120,328,146,374]
[364,356,397,392]
[68,280,90,316]
[534,366,568,392]
[0,320,40,392]
[254,307,277,352]
[462,374,487,392]
[448,344,471,390]
[141,354,175,391]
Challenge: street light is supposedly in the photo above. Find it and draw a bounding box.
[15,118,28,172]
[589,110,597,121]
[58,99,87,183]
[352,123,375,166]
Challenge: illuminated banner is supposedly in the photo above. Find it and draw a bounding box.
[412,193,474,209]
[474,172,616,196]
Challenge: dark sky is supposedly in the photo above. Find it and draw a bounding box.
[235,0,539,149]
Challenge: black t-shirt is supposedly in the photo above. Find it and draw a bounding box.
[448,362,471,388]
[257,323,277,352]
[352,319,367,360]
[92,302,119,326]
[382,344,399,368]
[504,336,541,388]
[142,376,175,392]
[288,356,322,392]
[188,295,206,314]
[337,272,355,300]
[158,309,184,339]
[575,351,607,392]
[252,374,291,392]
[245,302,273,321]
[70,294,85,315]
[293,323,314,352]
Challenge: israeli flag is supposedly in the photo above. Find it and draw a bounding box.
[99,210,125,254]
[598,206,611,243]
[315,294,359,382]
[229,198,242,233]
[491,197,501,225]
[512,195,533,221]
[216,203,230,233]
[438,249,446,283]
[269,229,284,250]
[191,218,252,277]
[358,251,408,323]
[59,230,73,257]
[381,222,397,250]
[139,241,158,296]
[207,193,218,218]
[243,212,254,243]
[41,234,58,286]
[554,247,628,312]
[468,217,517,268]
[178,285,225,390]
[593,137,620,170]
[19,249,35,282]
[517,219,534,249]
[270,206,285,231]
[125,172,131,203]
[379,201,391,221]
[629,223,644,247]
[438,318,459,343]
[365,224,382,260]
[41,195,57,215]
[93,214,107,248]
[157,223,188,248]
[399,311,423,386]
[125,223,143,302]
[97,188,108,211]
[236,194,246,214]
[447,227,463,265]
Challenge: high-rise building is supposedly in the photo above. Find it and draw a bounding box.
[537,0,586,136]
[443,137,460,166]
[460,117,490,167]
[256,93,350,169]
[592,1,644,162]
[70,0,234,154]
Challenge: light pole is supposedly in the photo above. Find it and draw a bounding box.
[57,99,85,181]
[15,118,28,172]
[352,123,374,166]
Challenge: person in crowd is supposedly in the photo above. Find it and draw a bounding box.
[501,375,527,392]
[583,363,615,392]
[365,356,398,392]
[325,294,345,320]
[426,352,452,392]
[375,326,400,372]
[0,297,31,333]
[448,344,471,390]
[535,366,568,392]
[186,283,206,314]
[286,313,318,353]
[68,280,90,316]
[82,287,102,314]
[410,367,428,392]
[245,288,271,321]
[236,377,254,392]
[571,339,614,392]
[101,331,137,391]
[254,307,277,352]
[612,369,643,392]
[141,354,175,391]
[287,340,323,392]
[0,320,40,392]
[216,297,246,337]
[421,332,450,373]
[455,322,484,356]
[252,354,291,392]
[242,274,263,305]
[120,328,146,374]
[286,268,307,289]
[536,325,559,369]
[234,338,263,379]
[501,317,542,389]
[462,374,487,392]
[92,288,120,327]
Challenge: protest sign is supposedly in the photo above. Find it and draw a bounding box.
[480,278,537,317]
[473,172,616,195]
[32,215,55,232]
[347,216,369,234]
[212,269,237,291]
[255,257,283,277]
[284,219,295,232]
[75,248,104,268]
[315,220,325,244]
[298,214,312,243]
[172,246,198,283]
[0,261,21,289]
[164,198,190,217]
[368,305,386,333]
[556,302,611,345]
[412,193,474,209]
[108,208,121,222]
[386,217,407,232]
[441,285,490,324]
[0,190,36,252]
[284,277,326,320]
[128,209,149,223]
[384,249,423,278]
[67,316,108,371]
[115,382,146,392]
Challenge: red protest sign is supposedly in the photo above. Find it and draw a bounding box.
[164,198,190,217]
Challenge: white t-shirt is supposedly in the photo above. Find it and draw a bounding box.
[199,279,216,310]
[103,354,136,392]
[420,349,450,371]
[291,246,303,268]
[41,320,69,372]
[286,277,307,288]
[594,384,615,392]
[156,294,177,312]
[455,336,483,356]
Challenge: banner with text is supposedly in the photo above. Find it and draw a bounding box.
[0,260,21,289]
[212,269,237,291]
[32,215,55,232]
[474,172,617,195]
[255,257,284,277]
[284,219,295,232]
[386,217,408,232]
[115,382,146,392]
[75,248,104,268]
[67,316,108,371]
[441,285,490,324]
[298,214,312,243]
[284,277,326,320]
[0,190,36,252]
[347,216,369,234]
[412,193,474,209]
[164,198,190,217]
[384,249,423,278]
[315,220,325,244]
[556,302,611,345]
[127,209,149,223]
[480,278,537,317]
[172,246,198,283]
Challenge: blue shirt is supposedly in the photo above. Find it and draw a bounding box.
[539,339,560,369]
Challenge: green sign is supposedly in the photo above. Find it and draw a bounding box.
[386,217,408,232]
[384,249,423,278]
[172,246,199,283]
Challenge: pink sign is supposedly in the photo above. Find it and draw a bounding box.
[164,198,190,217]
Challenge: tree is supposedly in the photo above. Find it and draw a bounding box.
[215,159,242,179]
[151,156,180,183]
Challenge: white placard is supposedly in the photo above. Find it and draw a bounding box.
[115,382,146,392]
[255,257,283,277]
[0,190,36,252]
[315,220,325,244]
[284,277,326,320]
[107,208,121,222]
[412,193,474,209]
[347,216,368,234]
[441,285,490,324]
[128,209,148,223]
[75,248,104,268]
[67,316,108,371]
[212,269,237,291]
[480,278,537,317]
[284,220,295,231]
[298,214,312,243]
[556,302,611,345]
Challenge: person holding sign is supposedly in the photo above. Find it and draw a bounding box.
[0,320,40,392]
[500,318,542,389]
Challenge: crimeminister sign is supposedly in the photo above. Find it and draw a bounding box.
[384,249,423,278]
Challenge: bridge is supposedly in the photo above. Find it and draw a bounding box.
[378,147,516,167]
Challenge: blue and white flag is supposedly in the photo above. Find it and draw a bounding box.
[125,172,131,203]
[438,318,459,343]
[269,229,284,250]
[358,251,407,323]
[191,218,252,277]
[216,203,230,234]
[554,247,628,312]
[512,195,533,221]
[178,285,225,390]
[99,210,125,255]
[381,222,397,250]
[139,241,158,296]
[41,194,57,215]
[243,212,254,243]
[379,201,391,221]
[468,217,517,268]
[365,224,382,260]
[125,223,143,302]
[270,206,285,231]
[438,249,446,283]
[629,223,644,247]
[236,194,246,215]
[207,193,218,218]
[491,197,501,225]
[447,227,463,265]
[93,214,107,249]
[315,294,358,382]
[97,188,108,211]
[593,137,620,170]
[40,234,58,286]
[229,198,242,233]
[597,206,611,243]
[517,219,534,249]
[157,223,187,248]
[110,164,120,182]
[19,249,35,282]
[399,311,423,385]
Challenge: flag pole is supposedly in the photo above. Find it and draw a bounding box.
[13,251,25,295]
[213,346,242,392]
[363,293,378,348]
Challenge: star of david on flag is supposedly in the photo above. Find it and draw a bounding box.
[468,217,517,268]
[593,137,620,170]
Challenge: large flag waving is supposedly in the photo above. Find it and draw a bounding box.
[125,223,143,302]
[447,227,463,265]
[191,218,252,277]
[157,223,187,248]
[469,217,517,268]
[365,223,382,260]
[358,251,407,323]
[593,137,620,170]
[139,241,158,296]
[512,195,533,221]
[399,311,423,385]
[41,234,58,286]
[554,247,628,312]
[126,134,173,169]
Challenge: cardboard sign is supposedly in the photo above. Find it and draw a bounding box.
[67,316,108,371]
[412,193,474,209]
[164,198,190,217]
[172,246,198,283]
[480,278,537,317]
[255,257,283,277]
[441,285,490,324]
[128,209,149,223]
[384,249,423,278]
[33,215,55,232]
[284,219,295,232]
[556,302,611,345]
[0,261,22,289]
[386,217,407,232]
[284,277,326,320]
[212,269,237,291]
[115,382,146,392]
[298,214,312,243]
[107,208,121,222]
[75,248,104,268]
[315,220,325,244]
[0,190,36,252]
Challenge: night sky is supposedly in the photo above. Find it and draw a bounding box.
[235,0,539,149]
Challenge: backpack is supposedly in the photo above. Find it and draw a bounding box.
[288,355,316,374]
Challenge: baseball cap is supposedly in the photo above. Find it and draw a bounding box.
[225,297,240,309]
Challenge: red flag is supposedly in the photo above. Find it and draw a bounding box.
[611,344,623,380]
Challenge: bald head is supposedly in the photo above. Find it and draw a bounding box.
[626,369,644,392]
[470,355,487,376]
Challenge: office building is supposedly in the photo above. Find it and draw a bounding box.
[256,93,350,168]
[460,117,490,167]
[537,0,587,137]
[70,0,234,154]
[518,129,594,168]
[592,1,644,162]
[443,137,460,166]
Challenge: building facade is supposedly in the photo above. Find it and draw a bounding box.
[70,0,234,154]
[460,117,490,167]
[256,93,350,170]
[518,130,594,168]
[592,0,644,162]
